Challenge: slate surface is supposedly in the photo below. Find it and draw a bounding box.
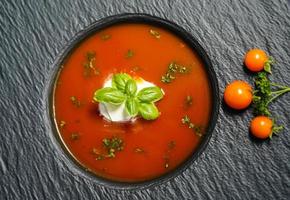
[0,0,290,199]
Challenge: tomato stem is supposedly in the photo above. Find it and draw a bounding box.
[270,82,290,89]
[267,88,290,105]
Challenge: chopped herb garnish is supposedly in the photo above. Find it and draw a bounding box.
[181,115,190,124]
[163,140,176,169]
[59,120,66,129]
[92,137,124,160]
[131,66,142,72]
[168,141,176,150]
[92,148,99,154]
[71,132,80,140]
[161,73,175,83]
[83,51,100,77]
[184,95,193,107]
[150,29,161,39]
[134,147,145,154]
[165,162,169,169]
[188,123,195,129]
[126,49,134,58]
[178,64,191,74]
[70,96,81,107]
[96,155,105,160]
[92,148,105,160]
[182,115,203,137]
[164,154,170,169]
[102,136,124,158]
[100,34,111,41]
[161,62,191,83]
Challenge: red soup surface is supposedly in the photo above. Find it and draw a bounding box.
[53,23,212,182]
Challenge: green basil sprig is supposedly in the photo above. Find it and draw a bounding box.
[93,73,164,120]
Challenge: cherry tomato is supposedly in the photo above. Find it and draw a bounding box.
[250,116,273,139]
[224,80,252,110]
[244,49,268,72]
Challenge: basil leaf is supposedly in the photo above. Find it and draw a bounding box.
[125,98,139,117]
[138,103,159,120]
[112,73,132,92]
[93,87,126,105]
[137,86,164,103]
[125,79,137,96]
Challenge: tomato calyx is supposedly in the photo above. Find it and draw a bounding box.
[263,57,274,74]
[269,118,283,139]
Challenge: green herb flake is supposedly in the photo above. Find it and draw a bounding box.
[150,29,161,39]
[59,120,66,129]
[96,155,105,160]
[71,132,80,141]
[92,137,124,160]
[161,62,190,84]
[107,149,116,158]
[194,126,203,137]
[181,115,190,124]
[83,51,100,77]
[161,73,174,83]
[100,34,111,41]
[168,62,178,72]
[163,141,176,169]
[185,95,193,107]
[131,66,142,72]
[92,148,99,155]
[168,141,176,150]
[102,136,124,158]
[181,115,203,136]
[134,147,145,154]
[92,148,105,160]
[165,162,169,169]
[126,49,134,58]
[70,96,81,107]
[178,64,191,74]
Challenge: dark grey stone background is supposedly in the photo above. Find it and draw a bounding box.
[0,0,289,199]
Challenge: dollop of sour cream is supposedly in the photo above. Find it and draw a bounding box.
[99,74,159,122]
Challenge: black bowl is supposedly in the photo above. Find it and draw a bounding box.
[46,13,219,190]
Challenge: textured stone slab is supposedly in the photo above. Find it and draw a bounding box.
[0,0,289,199]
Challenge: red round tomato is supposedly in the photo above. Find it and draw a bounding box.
[224,80,252,110]
[244,49,268,72]
[250,116,273,139]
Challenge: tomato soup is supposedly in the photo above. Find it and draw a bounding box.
[53,23,212,182]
